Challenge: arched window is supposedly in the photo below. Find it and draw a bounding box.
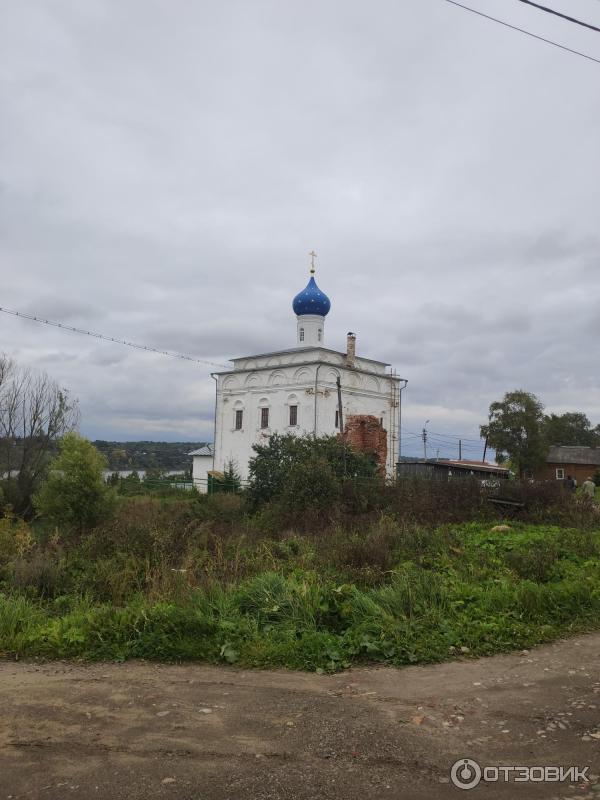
[299,328,305,342]
[317,328,322,342]
[287,393,299,427]
[233,400,244,431]
[258,398,270,430]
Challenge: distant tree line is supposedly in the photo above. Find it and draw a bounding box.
[92,440,206,472]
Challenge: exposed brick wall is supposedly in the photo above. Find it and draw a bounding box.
[344,414,387,474]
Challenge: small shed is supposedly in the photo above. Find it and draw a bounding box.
[188,444,214,493]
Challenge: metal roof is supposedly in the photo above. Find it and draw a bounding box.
[438,459,509,473]
[398,459,508,473]
[229,346,390,367]
[188,444,214,457]
[546,446,600,466]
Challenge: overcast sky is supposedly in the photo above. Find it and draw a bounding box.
[1,0,599,458]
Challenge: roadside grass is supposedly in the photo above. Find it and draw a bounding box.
[1,521,600,671]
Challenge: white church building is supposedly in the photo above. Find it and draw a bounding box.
[195,263,405,487]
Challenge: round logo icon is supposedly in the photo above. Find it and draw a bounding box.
[450,758,482,790]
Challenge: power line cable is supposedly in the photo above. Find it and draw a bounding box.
[515,0,600,33]
[405,429,484,443]
[429,431,482,442]
[444,0,600,64]
[0,306,229,369]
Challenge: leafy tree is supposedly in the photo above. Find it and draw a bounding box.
[279,453,342,516]
[34,433,116,537]
[247,433,376,508]
[0,354,79,516]
[107,472,120,487]
[543,412,599,447]
[480,390,547,479]
[119,470,142,496]
[144,468,164,483]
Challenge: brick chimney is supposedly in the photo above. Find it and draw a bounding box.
[346,332,356,368]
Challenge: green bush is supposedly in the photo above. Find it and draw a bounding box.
[34,433,116,537]
[247,433,376,512]
[3,481,600,672]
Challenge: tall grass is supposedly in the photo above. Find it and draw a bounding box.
[0,593,46,653]
[1,483,599,670]
[1,521,600,670]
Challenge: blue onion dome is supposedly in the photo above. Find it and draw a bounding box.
[292,275,331,316]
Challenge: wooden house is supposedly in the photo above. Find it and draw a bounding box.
[539,446,600,484]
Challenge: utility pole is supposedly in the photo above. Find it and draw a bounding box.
[336,376,346,476]
[459,439,462,461]
[482,414,490,463]
[422,420,430,460]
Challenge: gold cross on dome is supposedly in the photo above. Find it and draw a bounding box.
[309,250,317,274]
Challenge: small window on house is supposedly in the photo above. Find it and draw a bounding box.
[317,328,322,342]
[299,328,304,341]
[235,409,243,430]
[556,468,565,480]
[335,410,339,429]
[260,407,269,429]
[289,405,298,427]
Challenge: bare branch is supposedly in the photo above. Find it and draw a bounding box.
[0,353,79,515]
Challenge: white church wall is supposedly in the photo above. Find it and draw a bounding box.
[230,347,388,375]
[210,268,403,482]
[214,361,398,480]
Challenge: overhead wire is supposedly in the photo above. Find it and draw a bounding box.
[443,0,600,64]
[0,306,229,369]
[514,0,600,33]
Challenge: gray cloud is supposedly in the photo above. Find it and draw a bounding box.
[1,0,600,455]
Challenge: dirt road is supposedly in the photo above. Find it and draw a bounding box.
[2,635,600,799]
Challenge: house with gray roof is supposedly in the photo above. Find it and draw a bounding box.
[539,445,600,484]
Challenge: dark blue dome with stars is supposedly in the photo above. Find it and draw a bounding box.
[292,276,331,316]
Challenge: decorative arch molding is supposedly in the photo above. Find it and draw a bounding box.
[244,372,260,387]
[222,376,238,390]
[293,367,312,383]
[268,370,287,386]
[347,371,360,389]
[365,376,381,393]
[233,398,245,408]
[326,368,341,383]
